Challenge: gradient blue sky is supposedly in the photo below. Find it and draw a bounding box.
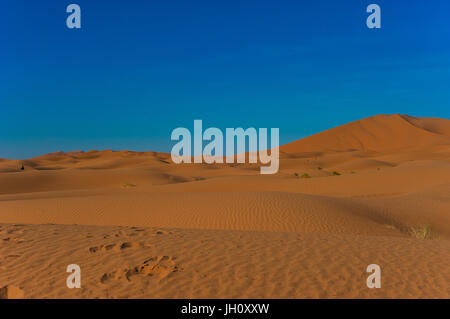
[1,0,450,159]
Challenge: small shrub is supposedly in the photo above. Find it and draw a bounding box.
[301,173,311,179]
[317,166,322,170]
[122,182,137,188]
[409,224,437,240]
[294,172,299,177]
[330,171,341,176]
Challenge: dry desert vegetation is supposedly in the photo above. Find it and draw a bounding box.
[0,114,449,298]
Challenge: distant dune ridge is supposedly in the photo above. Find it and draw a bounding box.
[0,114,449,298]
[281,114,450,153]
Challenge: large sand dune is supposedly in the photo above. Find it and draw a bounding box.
[281,114,450,153]
[0,114,449,298]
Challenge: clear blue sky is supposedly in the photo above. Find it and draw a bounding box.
[1,0,450,159]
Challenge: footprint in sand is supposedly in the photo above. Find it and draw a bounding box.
[113,230,125,238]
[89,242,151,253]
[6,225,25,235]
[2,237,25,243]
[100,256,179,283]
[112,228,146,238]
[6,254,21,258]
[89,244,117,253]
[155,230,172,235]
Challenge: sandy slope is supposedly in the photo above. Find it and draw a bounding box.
[281,114,450,153]
[1,223,449,298]
[0,114,449,298]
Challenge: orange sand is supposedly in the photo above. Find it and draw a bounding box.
[0,114,449,298]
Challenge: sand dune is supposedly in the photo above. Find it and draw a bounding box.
[281,114,450,153]
[0,114,449,298]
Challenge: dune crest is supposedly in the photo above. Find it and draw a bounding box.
[281,114,450,153]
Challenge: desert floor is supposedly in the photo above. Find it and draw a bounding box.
[0,114,449,298]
